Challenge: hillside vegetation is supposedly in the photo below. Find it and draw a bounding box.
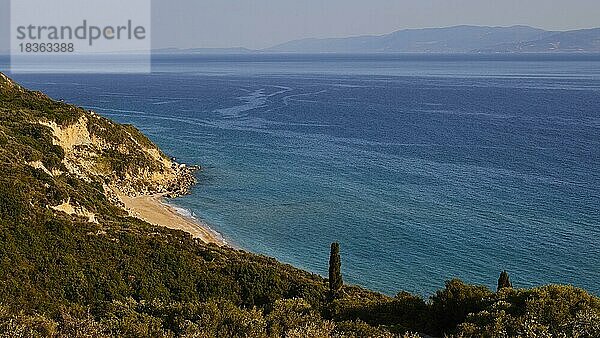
[0,72,598,337]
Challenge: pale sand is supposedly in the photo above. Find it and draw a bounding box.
[119,193,225,246]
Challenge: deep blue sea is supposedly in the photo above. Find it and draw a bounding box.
[3,54,600,296]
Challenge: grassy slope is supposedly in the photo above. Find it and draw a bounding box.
[0,73,598,337]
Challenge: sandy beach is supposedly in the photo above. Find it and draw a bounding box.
[119,193,225,246]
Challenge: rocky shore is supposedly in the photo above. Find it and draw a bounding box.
[162,162,201,198]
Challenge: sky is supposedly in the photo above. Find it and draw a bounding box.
[1,0,600,51]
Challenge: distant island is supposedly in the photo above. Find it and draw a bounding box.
[154,25,600,54]
[153,47,255,55]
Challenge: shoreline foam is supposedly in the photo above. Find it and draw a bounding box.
[118,193,226,246]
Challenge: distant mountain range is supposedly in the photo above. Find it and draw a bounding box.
[159,25,599,54]
[266,25,600,53]
[3,25,599,55]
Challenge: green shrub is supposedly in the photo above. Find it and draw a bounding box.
[430,279,493,335]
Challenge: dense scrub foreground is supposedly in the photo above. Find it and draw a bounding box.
[0,73,598,337]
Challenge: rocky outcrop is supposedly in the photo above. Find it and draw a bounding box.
[51,199,98,224]
[39,104,198,199]
[1,71,200,225]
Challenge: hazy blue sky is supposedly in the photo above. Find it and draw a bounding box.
[151,0,600,49]
[2,0,600,50]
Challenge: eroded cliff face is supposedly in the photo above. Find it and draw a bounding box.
[39,113,197,199]
[0,72,197,223]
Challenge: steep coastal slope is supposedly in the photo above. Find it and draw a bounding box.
[0,73,598,337]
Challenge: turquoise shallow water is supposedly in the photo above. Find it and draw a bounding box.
[5,54,600,296]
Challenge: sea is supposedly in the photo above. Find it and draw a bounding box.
[3,54,599,296]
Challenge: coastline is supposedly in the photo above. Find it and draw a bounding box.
[119,193,226,246]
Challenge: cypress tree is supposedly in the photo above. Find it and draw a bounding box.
[329,242,343,295]
[497,270,512,291]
